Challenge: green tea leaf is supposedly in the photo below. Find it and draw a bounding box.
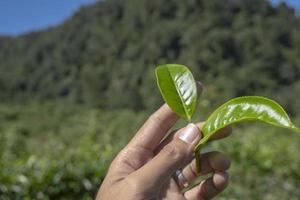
[196,96,300,150]
[155,64,197,121]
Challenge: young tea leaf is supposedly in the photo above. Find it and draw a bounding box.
[195,96,300,150]
[155,64,197,121]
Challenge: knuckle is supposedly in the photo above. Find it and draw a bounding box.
[111,151,125,166]
[148,113,163,125]
[162,143,186,162]
[148,112,170,131]
[149,112,162,123]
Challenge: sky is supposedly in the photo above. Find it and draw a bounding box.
[271,0,300,9]
[0,0,96,36]
[0,0,299,36]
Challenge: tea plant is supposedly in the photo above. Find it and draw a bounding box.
[155,64,300,172]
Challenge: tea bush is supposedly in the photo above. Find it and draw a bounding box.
[0,103,299,199]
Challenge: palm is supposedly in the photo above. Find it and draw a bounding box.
[118,146,186,199]
[119,146,190,200]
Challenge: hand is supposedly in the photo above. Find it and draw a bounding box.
[96,104,232,200]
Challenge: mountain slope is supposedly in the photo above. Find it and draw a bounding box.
[0,0,300,114]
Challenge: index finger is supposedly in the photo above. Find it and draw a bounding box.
[128,103,179,151]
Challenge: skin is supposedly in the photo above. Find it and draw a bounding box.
[96,104,232,200]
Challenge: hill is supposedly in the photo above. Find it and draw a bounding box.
[0,0,300,114]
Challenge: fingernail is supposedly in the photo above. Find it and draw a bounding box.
[179,123,200,144]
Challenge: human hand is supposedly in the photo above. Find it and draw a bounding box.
[96,104,232,200]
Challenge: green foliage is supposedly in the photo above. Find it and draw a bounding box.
[0,103,300,199]
[0,0,299,116]
[0,103,146,199]
[155,64,197,121]
[210,124,300,200]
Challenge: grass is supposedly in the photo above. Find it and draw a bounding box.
[0,102,299,199]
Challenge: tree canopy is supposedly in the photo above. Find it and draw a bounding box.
[0,0,299,115]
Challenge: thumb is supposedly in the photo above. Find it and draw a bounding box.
[129,123,201,190]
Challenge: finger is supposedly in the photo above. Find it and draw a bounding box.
[128,103,179,151]
[197,122,232,141]
[129,124,201,190]
[182,152,230,183]
[184,171,229,200]
[155,125,232,155]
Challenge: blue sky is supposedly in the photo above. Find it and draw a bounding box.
[0,0,95,36]
[272,0,300,9]
[0,0,299,36]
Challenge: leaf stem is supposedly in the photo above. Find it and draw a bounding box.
[195,148,201,174]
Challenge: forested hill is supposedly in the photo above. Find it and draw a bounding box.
[0,0,300,114]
